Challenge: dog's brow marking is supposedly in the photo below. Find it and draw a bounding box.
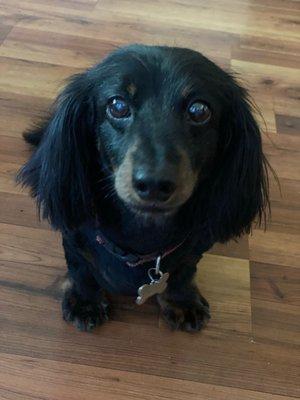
[182,85,192,98]
[127,83,137,96]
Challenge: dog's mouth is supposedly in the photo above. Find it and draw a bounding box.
[128,201,178,216]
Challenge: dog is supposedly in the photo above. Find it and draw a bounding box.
[18,44,269,332]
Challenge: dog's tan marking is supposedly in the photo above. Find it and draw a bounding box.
[174,148,198,206]
[127,83,137,96]
[115,140,140,204]
[181,85,193,98]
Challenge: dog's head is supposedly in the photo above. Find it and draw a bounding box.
[19,45,269,240]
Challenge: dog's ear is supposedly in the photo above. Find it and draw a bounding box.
[206,82,270,242]
[17,72,97,231]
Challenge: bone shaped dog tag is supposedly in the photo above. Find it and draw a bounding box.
[136,268,169,305]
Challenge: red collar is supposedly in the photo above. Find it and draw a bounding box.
[96,231,187,267]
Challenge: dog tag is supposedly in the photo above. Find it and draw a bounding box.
[136,266,169,305]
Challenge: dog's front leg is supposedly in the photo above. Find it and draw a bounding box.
[157,256,210,332]
[61,235,110,332]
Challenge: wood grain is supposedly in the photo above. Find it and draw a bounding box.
[0,0,299,399]
[0,353,297,400]
[1,255,299,397]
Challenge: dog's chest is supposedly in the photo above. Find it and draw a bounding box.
[80,226,173,297]
[78,220,211,297]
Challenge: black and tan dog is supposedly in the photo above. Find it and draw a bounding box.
[18,45,269,332]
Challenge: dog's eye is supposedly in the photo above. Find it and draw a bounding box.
[107,97,130,119]
[187,101,211,124]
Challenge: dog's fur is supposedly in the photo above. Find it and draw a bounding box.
[18,45,269,332]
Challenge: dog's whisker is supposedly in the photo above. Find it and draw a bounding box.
[97,174,114,184]
[100,180,115,191]
[103,189,116,200]
[99,181,114,191]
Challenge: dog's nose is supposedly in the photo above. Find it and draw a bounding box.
[132,171,176,202]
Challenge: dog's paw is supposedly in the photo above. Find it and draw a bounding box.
[158,292,210,332]
[62,290,110,332]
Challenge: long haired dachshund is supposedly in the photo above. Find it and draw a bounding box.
[18,45,269,332]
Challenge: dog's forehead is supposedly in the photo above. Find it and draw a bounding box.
[99,46,226,104]
[106,53,188,93]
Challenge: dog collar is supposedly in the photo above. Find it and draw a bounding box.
[95,230,187,267]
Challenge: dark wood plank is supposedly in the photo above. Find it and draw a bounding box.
[0,91,50,138]
[1,27,117,68]
[0,23,12,44]
[250,229,300,268]
[251,262,300,346]
[276,114,300,136]
[209,235,249,259]
[0,56,80,99]
[232,36,300,69]
[0,192,49,229]
[0,223,63,268]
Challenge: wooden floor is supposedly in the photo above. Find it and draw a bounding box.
[0,1,300,399]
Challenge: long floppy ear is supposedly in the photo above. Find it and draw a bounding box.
[207,83,270,242]
[17,73,97,231]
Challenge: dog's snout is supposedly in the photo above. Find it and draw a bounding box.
[132,170,176,202]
